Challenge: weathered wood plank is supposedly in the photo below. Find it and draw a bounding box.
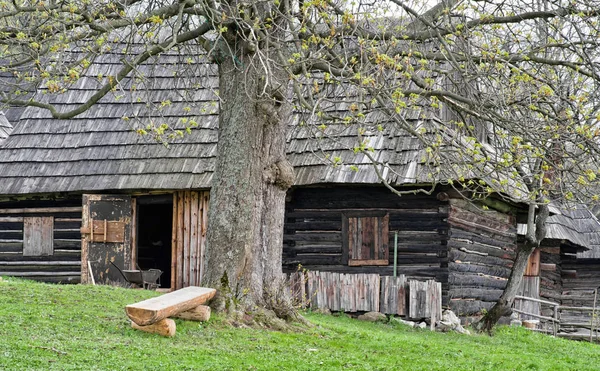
[380,275,407,316]
[23,216,54,256]
[126,286,216,326]
[0,207,82,215]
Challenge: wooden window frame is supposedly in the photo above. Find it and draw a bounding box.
[342,211,389,266]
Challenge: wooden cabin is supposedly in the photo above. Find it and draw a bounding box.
[0,46,529,316]
[516,207,600,319]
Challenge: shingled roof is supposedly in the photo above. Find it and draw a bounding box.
[518,206,600,252]
[0,46,220,195]
[0,112,12,142]
[0,45,439,195]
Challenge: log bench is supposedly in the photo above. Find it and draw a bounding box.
[126,286,216,336]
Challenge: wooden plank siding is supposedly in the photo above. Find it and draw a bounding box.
[446,198,517,316]
[283,186,450,305]
[0,198,82,283]
[172,191,209,290]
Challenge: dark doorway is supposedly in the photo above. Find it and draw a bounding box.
[136,195,173,288]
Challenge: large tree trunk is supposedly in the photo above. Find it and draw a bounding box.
[202,29,295,320]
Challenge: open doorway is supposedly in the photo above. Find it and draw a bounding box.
[136,195,173,288]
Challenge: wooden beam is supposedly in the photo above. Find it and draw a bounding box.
[348,259,389,266]
[125,286,216,326]
[0,217,23,223]
[0,207,82,214]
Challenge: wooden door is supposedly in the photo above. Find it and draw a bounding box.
[80,195,132,284]
[172,191,209,289]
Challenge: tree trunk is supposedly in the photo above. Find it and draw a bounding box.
[477,203,549,333]
[477,243,535,333]
[202,30,295,320]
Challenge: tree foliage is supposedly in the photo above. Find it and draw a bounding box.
[2,0,600,326]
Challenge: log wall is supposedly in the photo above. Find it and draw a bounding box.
[283,186,449,304]
[446,198,517,315]
[539,246,562,317]
[562,255,600,308]
[0,198,82,283]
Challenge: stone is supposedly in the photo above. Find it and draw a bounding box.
[437,310,471,335]
[510,319,522,327]
[417,322,427,329]
[391,318,416,328]
[357,312,386,322]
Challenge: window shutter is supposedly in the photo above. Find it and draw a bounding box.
[23,216,54,256]
[343,213,389,266]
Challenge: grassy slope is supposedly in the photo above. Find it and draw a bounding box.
[0,277,598,371]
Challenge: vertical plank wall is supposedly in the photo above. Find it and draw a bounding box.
[172,191,209,289]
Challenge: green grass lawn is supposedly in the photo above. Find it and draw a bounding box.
[0,277,598,371]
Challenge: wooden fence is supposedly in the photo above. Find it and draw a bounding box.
[514,294,600,342]
[288,271,441,322]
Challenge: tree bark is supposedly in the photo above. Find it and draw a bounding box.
[202,20,295,319]
[477,243,535,333]
[477,204,549,333]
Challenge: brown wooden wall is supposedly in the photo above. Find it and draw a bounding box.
[538,246,562,317]
[283,186,450,304]
[561,255,600,308]
[447,198,517,315]
[0,198,82,283]
[172,190,209,289]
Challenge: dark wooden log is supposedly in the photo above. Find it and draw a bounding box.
[283,232,341,242]
[448,288,503,302]
[284,245,342,254]
[448,229,515,246]
[449,299,494,316]
[448,261,511,278]
[282,255,342,266]
[449,249,513,267]
[0,207,82,214]
[447,239,515,260]
[448,272,508,289]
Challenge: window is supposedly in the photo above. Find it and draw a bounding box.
[23,216,54,256]
[342,213,389,266]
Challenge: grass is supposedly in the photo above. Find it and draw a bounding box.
[1,277,599,371]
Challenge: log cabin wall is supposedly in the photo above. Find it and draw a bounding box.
[539,245,562,317]
[446,198,517,315]
[283,186,450,305]
[561,255,600,308]
[0,197,83,283]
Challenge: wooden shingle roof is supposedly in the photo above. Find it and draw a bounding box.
[0,47,220,195]
[0,112,12,142]
[518,206,600,252]
[0,46,439,195]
